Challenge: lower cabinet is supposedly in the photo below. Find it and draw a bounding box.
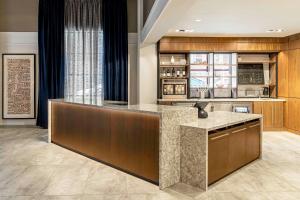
[208,120,261,185]
[228,125,247,172]
[208,130,230,184]
[253,101,283,130]
[246,121,261,163]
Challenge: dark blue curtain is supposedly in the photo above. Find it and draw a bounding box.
[103,0,128,101]
[37,0,65,128]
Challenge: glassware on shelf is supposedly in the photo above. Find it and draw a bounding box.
[166,68,171,77]
[160,54,186,65]
[171,56,175,64]
[172,68,176,77]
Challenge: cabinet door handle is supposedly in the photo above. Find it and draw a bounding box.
[210,133,229,141]
[232,128,247,134]
[249,124,260,128]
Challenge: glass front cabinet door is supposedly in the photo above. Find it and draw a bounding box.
[189,53,237,98]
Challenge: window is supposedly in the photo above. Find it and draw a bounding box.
[64,0,103,105]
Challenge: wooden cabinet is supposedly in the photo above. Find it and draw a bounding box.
[208,120,261,185]
[228,126,247,172]
[208,130,230,185]
[246,122,261,163]
[278,51,289,97]
[287,98,300,131]
[273,102,284,128]
[253,101,283,130]
[159,37,285,53]
[288,49,300,98]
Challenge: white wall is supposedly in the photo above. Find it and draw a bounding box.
[139,44,157,104]
[128,33,138,104]
[0,32,38,125]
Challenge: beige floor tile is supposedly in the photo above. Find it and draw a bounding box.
[43,163,96,196]
[1,129,300,199]
[126,174,160,194]
[83,166,127,195]
[0,166,54,196]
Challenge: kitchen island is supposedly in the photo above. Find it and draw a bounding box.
[48,100,262,191]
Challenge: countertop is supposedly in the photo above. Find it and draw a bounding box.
[158,98,286,102]
[49,99,197,114]
[181,111,262,131]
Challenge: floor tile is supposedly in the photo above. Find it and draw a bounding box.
[1,128,300,199]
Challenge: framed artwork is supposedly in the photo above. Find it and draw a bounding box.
[2,54,36,119]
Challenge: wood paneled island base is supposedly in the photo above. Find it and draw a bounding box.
[48,100,198,189]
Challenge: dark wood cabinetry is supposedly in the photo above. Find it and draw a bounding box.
[228,126,247,172]
[51,102,160,184]
[208,130,230,184]
[246,121,261,163]
[208,120,261,185]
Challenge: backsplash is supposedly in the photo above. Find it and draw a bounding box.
[237,54,270,98]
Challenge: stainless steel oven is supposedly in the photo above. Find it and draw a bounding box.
[162,79,187,99]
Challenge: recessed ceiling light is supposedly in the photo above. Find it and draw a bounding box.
[175,29,194,33]
[267,29,284,33]
[195,19,202,22]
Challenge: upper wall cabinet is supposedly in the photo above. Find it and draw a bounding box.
[288,49,300,98]
[278,51,289,98]
[159,37,287,53]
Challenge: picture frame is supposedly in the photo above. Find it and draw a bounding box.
[2,54,36,119]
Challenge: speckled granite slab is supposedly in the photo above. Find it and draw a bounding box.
[159,107,198,189]
[181,111,262,131]
[180,126,207,190]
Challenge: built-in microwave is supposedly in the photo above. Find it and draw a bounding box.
[162,79,187,99]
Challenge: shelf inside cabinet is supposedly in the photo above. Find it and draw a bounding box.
[238,61,276,64]
[215,76,237,78]
[160,77,188,79]
[160,64,189,67]
[214,64,237,66]
[192,76,213,78]
[189,64,212,66]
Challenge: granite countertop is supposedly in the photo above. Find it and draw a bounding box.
[49,99,197,114]
[181,111,262,131]
[158,98,286,102]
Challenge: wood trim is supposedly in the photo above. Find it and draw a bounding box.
[159,37,288,52]
[288,33,300,50]
[286,128,300,135]
[263,128,285,131]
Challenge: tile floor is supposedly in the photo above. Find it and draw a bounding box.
[0,128,300,200]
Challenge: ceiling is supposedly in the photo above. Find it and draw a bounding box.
[142,0,300,45]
